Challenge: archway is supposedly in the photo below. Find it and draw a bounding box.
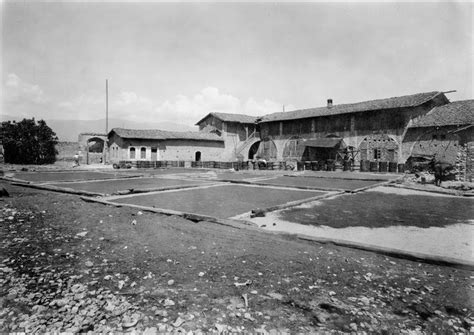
[248,141,260,160]
[78,132,107,164]
[86,137,105,164]
[256,138,277,161]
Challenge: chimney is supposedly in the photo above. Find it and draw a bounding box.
[327,99,333,108]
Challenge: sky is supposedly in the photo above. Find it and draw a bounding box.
[1,1,472,128]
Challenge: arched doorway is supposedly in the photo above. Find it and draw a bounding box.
[78,133,107,164]
[256,138,277,161]
[195,151,201,162]
[248,141,260,160]
[86,137,105,164]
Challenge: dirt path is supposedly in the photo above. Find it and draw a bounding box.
[1,182,473,333]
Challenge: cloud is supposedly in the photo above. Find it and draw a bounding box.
[155,87,285,125]
[58,94,103,109]
[56,86,285,125]
[58,91,153,120]
[244,98,295,116]
[155,87,241,124]
[4,73,47,104]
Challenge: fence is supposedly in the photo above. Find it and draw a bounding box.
[117,160,405,173]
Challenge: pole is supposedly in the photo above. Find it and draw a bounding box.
[103,79,109,165]
[106,79,108,134]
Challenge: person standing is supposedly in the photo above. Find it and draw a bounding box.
[74,153,80,167]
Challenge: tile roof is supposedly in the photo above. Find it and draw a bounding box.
[195,112,257,125]
[260,91,445,122]
[409,99,474,128]
[109,128,224,142]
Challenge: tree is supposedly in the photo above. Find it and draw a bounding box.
[2,118,58,164]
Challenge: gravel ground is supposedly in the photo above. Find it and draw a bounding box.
[0,181,473,333]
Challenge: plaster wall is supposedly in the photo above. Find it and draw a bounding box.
[108,133,224,162]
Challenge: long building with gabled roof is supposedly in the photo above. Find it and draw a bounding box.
[105,90,472,177]
[255,91,450,164]
[108,127,225,163]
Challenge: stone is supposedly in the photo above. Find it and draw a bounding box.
[359,296,370,305]
[244,313,255,321]
[143,327,158,335]
[163,299,175,307]
[155,309,168,317]
[122,317,139,328]
[172,317,185,327]
[267,292,284,301]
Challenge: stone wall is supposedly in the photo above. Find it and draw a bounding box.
[403,126,474,180]
[258,105,440,163]
[403,126,463,164]
[108,133,225,163]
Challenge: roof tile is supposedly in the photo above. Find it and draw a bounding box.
[109,128,224,142]
[409,99,474,128]
[261,91,444,122]
[195,112,257,125]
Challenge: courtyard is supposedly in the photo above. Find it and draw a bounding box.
[1,166,473,333]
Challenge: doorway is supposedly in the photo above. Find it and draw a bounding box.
[195,151,201,162]
[248,141,260,160]
[151,147,158,161]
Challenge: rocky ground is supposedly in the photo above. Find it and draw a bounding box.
[1,182,473,333]
[402,173,474,193]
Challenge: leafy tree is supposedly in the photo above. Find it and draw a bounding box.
[1,118,58,164]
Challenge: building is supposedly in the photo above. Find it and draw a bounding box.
[256,91,450,164]
[105,91,472,174]
[195,112,259,160]
[403,99,474,180]
[107,128,224,163]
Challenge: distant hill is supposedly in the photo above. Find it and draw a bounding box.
[0,115,196,142]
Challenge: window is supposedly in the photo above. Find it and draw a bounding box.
[140,147,146,159]
[130,147,136,159]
